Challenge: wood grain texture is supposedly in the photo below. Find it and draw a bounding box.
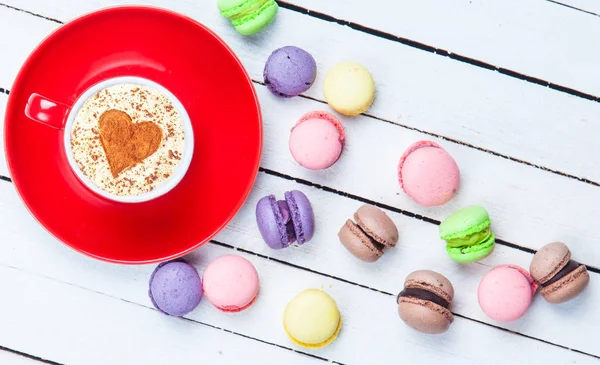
[0,264,329,365]
[0,172,598,358]
[3,1,600,186]
[0,185,595,364]
[553,0,600,15]
[285,0,600,98]
[4,78,600,270]
[2,5,600,267]
[0,350,50,365]
[0,1,597,364]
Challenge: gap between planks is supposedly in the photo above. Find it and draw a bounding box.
[0,345,62,365]
[3,261,346,364]
[2,239,599,362]
[0,103,598,274]
[5,75,600,191]
[0,169,599,360]
[4,0,599,106]
[547,0,600,17]
[2,155,600,275]
[0,5,598,359]
[212,241,600,360]
[276,1,600,104]
[3,3,600,189]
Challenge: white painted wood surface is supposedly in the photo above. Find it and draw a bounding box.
[4,1,600,185]
[0,1,599,364]
[287,0,600,98]
[556,0,600,15]
[0,351,44,365]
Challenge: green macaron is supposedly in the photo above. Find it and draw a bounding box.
[439,206,495,263]
[217,0,278,35]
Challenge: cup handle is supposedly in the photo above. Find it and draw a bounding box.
[25,93,71,130]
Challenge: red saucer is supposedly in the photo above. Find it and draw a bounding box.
[4,6,262,264]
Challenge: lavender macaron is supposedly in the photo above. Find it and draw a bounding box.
[256,190,315,249]
[263,46,317,98]
[149,261,202,316]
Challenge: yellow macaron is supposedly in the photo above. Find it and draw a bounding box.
[323,61,375,115]
[283,289,342,348]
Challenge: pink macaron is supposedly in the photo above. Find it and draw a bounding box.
[478,265,538,322]
[202,255,260,312]
[289,111,345,170]
[398,141,460,206]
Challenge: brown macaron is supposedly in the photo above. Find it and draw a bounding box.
[529,242,589,304]
[337,204,398,262]
[397,270,454,334]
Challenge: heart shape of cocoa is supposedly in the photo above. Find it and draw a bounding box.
[98,109,163,178]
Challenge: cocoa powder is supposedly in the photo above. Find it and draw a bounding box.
[98,109,162,178]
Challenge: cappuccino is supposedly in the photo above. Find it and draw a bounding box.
[70,83,185,196]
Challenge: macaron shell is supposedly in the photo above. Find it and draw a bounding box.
[541,265,590,304]
[217,0,249,14]
[264,46,317,97]
[439,205,491,241]
[398,141,460,207]
[529,241,571,284]
[323,62,375,115]
[338,220,383,262]
[148,261,202,317]
[404,270,454,302]
[353,204,398,247]
[398,297,453,334]
[446,233,495,263]
[285,190,315,244]
[202,255,259,312]
[478,265,536,322]
[233,1,278,36]
[283,289,342,348]
[256,195,291,249]
[289,111,345,170]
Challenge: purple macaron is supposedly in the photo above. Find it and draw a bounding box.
[256,190,315,249]
[148,261,202,316]
[263,46,317,98]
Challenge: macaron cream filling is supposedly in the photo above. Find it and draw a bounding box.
[439,206,495,262]
[397,288,449,309]
[349,221,386,252]
[445,228,492,248]
[276,200,296,244]
[266,195,294,247]
[542,260,581,287]
[441,219,491,241]
[446,233,495,254]
[284,191,307,244]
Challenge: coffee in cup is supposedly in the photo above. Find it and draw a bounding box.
[26,76,194,203]
[70,83,185,196]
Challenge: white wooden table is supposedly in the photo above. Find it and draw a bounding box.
[1,1,599,364]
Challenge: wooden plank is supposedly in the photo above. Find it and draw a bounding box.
[0,210,595,364]
[0,266,328,365]
[2,7,600,268]
[4,80,600,271]
[0,174,598,358]
[283,0,600,99]
[3,2,600,186]
[0,3,598,361]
